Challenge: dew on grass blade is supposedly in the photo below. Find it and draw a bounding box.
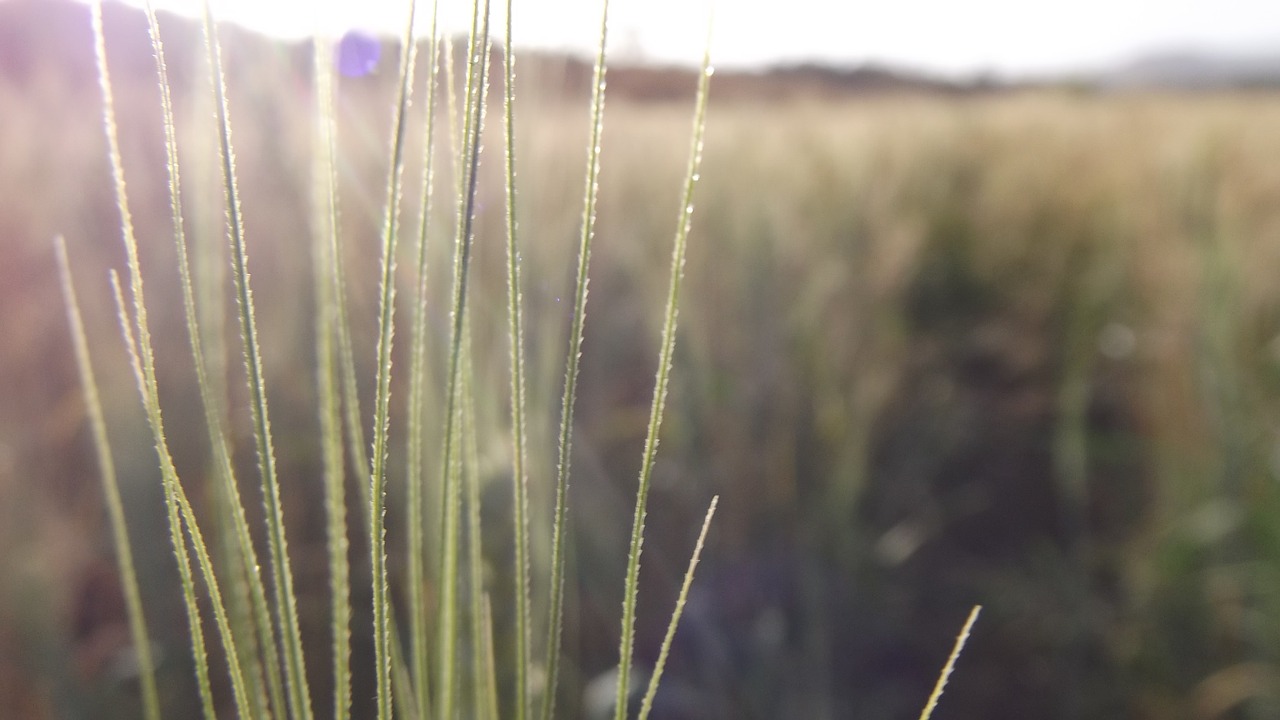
[336,30,381,78]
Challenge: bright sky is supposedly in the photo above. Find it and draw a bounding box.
[119,0,1280,76]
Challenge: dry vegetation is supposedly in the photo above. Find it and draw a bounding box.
[6,1,1280,716]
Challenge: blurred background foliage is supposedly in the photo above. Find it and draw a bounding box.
[6,1,1280,718]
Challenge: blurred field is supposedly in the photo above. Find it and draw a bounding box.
[7,1,1280,718]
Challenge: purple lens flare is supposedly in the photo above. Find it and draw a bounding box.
[336,30,381,78]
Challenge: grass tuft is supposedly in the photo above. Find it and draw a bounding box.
[73,1,724,717]
[92,0,250,712]
[144,1,285,713]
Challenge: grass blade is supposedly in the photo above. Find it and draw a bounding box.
[366,0,422,714]
[109,274,251,719]
[92,43,214,711]
[406,2,444,716]
[917,606,982,720]
[197,1,315,716]
[55,238,162,720]
[438,387,466,718]
[499,2,533,717]
[311,29,353,720]
[613,11,715,719]
[540,0,610,715]
[461,322,496,718]
[317,30,420,720]
[637,496,718,720]
[172,483,257,717]
[438,1,493,716]
[91,0,248,712]
[479,595,502,720]
[143,3,284,715]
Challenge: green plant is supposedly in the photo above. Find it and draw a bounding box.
[59,0,721,717]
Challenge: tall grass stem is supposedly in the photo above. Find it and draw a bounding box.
[406,2,444,715]
[367,0,422,714]
[500,2,533,717]
[437,1,492,716]
[540,1,610,715]
[613,12,715,717]
[917,605,982,720]
[55,238,162,720]
[637,497,718,720]
[109,273,252,719]
[144,2,285,713]
[198,1,314,715]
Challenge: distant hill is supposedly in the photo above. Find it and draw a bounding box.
[1101,48,1280,90]
[0,0,306,92]
[0,0,993,103]
[2,0,1277,100]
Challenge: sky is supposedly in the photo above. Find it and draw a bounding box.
[114,0,1280,77]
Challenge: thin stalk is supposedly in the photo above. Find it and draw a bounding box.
[461,326,493,718]
[320,34,418,720]
[145,3,283,714]
[183,94,263,714]
[212,460,274,720]
[312,31,352,720]
[499,3,533,718]
[480,595,501,720]
[172,489,257,717]
[198,2,315,717]
[91,2,229,713]
[406,2,444,716]
[335,320,421,718]
[110,276,253,719]
[436,1,492,716]
[437,370,465,717]
[916,606,982,720]
[540,1,610,716]
[613,15,715,717]
[442,35,462,188]
[55,239,162,720]
[637,497,718,720]
[367,0,422,714]
[333,171,371,490]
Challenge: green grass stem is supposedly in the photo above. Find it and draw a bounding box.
[143,3,284,714]
[109,274,252,719]
[311,30,353,720]
[613,14,715,719]
[198,1,314,716]
[499,3,533,718]
[55,238,162,720]
[480,595,501,720]
[540,1,610,716]
[90,0,240,712]
[461,325,494,717]
[437,1,493,716]
[367,0,422,714]
[637,496,718,720]
[406,2,444,716]
[917,605,982,720]
[314,44,419,720]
